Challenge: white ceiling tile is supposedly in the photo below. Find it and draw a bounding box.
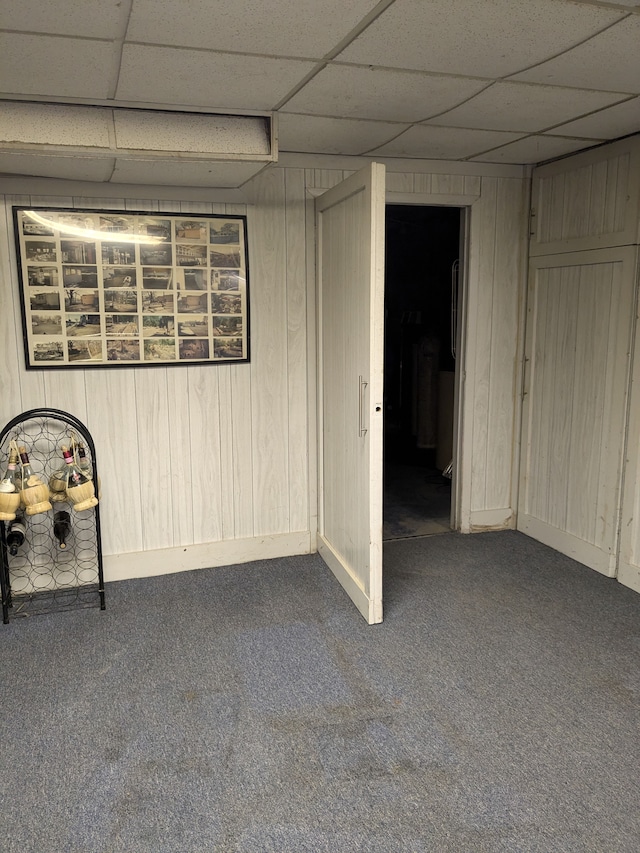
[0,1,129,38]
[0,102,111,148]
[471,134,596,164]
[114,111,270,155]
[425,81,627,133]
[277,113,405,155]
[511,18,640,94]
[0,34,115,99]
[548,97,640,140]
[282,65,488,123]
[111,158,265,187]
[368,126,525,160]
[126,0,379,58]
[0,152,115,182]
[116,45,315,110]
[337,0,623,78]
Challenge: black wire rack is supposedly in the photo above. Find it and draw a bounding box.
[0,408,105,623]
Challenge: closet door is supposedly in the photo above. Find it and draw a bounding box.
[618,250,640,593]
[315,163,385,624]
[518,248,636,575]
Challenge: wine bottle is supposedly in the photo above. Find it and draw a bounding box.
[77,441,102,499]
[7,511,26,556]
[61,446,90,487]
[0,449,22,521]
[0,450,18,493]
[77,442,92,477]
[18,446,52,516]
[60,445,98,511]
[53,510,72,550]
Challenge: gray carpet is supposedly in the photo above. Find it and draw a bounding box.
[1,530,639,852]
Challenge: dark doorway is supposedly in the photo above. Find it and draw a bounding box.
[383,205,462,540]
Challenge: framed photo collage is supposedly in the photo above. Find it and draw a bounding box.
[13,207,250,369]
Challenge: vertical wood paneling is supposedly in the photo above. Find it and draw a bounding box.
[469,177,497,511]
[284,168,309,532]
[85,368,143,556]
[386,172,414,193]
[413,173,432,194]
[519,251,635,574]
[0,196,27,428]
[485,178,523,509]
[619,264,640,591]
[249,169,290,535]
[188,364,224,544]
[531,140,639,254]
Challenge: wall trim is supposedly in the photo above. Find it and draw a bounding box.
[468,508,515,532]
[103,531,312,583]
[517,516,616,577]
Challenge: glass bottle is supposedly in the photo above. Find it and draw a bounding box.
[18,446,52,516]
[61,445,98,511]
[0,450,19,494]
[77,442,92,477]
[53,510,72,550]
[61,445,90,488]
[7,510,26,556]
[0,450,21,521]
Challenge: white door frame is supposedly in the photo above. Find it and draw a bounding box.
[385,190,477,532]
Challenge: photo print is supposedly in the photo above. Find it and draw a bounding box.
[13,206,249,368]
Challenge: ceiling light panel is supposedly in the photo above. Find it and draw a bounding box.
[114,111,271,157]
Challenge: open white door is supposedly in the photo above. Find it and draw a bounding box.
[316,162,386,624]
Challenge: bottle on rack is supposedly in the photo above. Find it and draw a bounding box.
[7,510,26,556]
[77,442,102,500]
[60,445,98,511]
[77,442,92,477]
[0,449,21,521]
[53,510,72,550]
[18,446,52,516]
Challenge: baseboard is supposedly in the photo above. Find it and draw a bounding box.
[317,534,382,624]
[468,508,515,532]
[103,531,313,583]
[517,515,616,577]
[617,562,640,594]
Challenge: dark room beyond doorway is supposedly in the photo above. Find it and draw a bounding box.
[383,204,462,541]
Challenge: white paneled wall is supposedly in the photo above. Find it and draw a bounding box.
[520,134,640,590]
[0,156,528,581]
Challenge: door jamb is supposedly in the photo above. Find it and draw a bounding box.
[385,190,476,532]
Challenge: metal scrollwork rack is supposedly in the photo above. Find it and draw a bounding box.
[0,407,105,623]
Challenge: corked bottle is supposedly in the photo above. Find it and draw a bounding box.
[61,445,98,511]
[18,445,52,516]
[0,449,21,521]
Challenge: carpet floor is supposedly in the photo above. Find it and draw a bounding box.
[1,530,639,852]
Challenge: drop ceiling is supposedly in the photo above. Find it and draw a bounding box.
[1,0,639,187]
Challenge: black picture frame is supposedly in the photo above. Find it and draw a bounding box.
[13,206,251,369]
